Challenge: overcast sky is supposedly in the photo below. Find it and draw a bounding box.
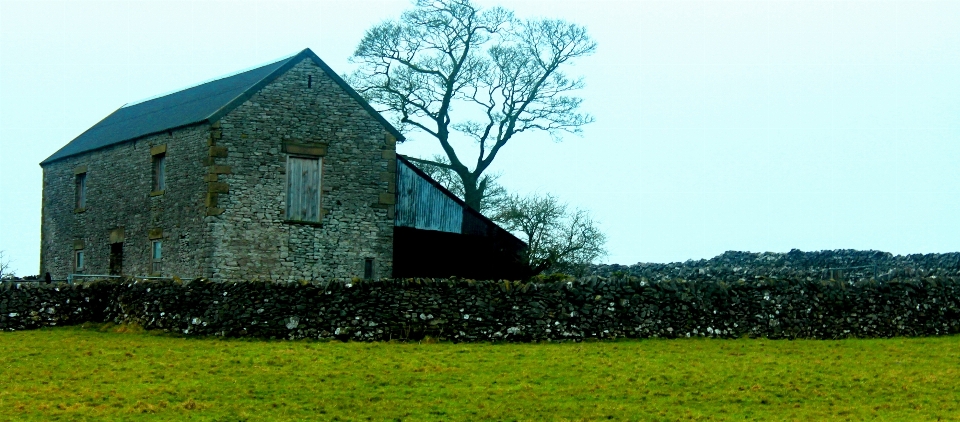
[1,0,958,276]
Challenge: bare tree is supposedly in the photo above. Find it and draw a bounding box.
[414,154,508,215]
[492,194,606,276]
[0,251,14,280]
[349,0,596,210]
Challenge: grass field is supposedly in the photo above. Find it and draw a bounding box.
[1,325,958,421]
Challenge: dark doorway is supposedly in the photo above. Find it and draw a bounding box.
[392,226,528,280]
[363,258,374,279]
[109,243,123,275]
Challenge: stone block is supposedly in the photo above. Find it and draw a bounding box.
[148,228,164,240]
[208,165,231,174]
[379,193,396,205]
[206,192,218,207]
[109,227,125,244]
[206,207,224,216]
[380,171,395,182]
[381,150,396,160]
[208,182,229,194]
[384,133,396,146]
[150,144,167,156]
[209,146,228,158]
[283,143,327,157]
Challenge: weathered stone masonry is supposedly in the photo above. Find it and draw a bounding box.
[210,59,395,281]
[41,126,211,279]
[40,51,397,282]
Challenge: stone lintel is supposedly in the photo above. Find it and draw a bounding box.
[73,239,85,250]
[283,143,327,157]
[109,227,125,244]
[73,165,88,175]
[150,144,167,156]
[148,228,164,240]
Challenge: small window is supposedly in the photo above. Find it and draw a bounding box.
[363,258,374,280]
[75,173,86,209]
[152,153,166,191]
[109,243,123,276]
[285,156,321,222]
[75,250,84,272]
[151,240,162,273]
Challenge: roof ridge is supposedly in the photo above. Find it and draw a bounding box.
[41,48,404,166]
[121,52,299,109]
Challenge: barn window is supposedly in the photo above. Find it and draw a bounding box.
[75,249,84,272]
[75,172,87,209]
[285,156,321,222]
[151,240,162,274]
[152,153,166,192]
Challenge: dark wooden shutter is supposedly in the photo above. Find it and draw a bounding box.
[286,157,321,222]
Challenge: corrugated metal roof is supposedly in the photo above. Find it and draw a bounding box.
[396,158,463,233]
[395,155,527,248]
[41,48,404,165]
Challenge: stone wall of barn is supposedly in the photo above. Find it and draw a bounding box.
[209,58,396,282]
[40,125,211,280]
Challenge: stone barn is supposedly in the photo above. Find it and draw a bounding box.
[39,48,526,282]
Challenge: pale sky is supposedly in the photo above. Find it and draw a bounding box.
[1,0,958,276]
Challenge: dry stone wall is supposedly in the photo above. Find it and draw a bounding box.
[3,273,957,341]
[589,250,960,283]
[210,58,395,282]
[40,126,211,280]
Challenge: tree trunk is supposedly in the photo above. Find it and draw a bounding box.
[460,172,483,211]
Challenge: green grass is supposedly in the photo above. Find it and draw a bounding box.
[1,325,958,421]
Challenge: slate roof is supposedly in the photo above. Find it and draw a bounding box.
[41,48,403,165]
